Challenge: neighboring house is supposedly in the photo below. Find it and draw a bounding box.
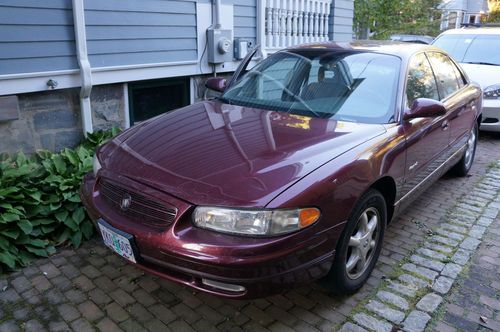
[440,0,489,30]
[0,0,354,154]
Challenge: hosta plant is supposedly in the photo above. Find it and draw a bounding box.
[0,128,119,272]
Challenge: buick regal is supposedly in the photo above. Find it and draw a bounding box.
[81,41,482,299]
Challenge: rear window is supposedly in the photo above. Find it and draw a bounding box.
[433,34,500,66]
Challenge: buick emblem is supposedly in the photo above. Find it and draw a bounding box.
[120,194,132,211]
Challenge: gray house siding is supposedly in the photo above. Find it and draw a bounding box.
[196,0,257,45]
[0,0,77,75]
[329,0,354,42]
[233,0,257,47]
[84,0,198,68]
[0,0,257,75]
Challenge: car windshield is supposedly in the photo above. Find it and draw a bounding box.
[221,50,401,124]
[433,33,500,66]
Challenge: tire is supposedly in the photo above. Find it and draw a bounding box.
[323,189,386,294]
[451,122,478,177]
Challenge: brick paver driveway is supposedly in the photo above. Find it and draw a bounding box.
[1,132,499,332]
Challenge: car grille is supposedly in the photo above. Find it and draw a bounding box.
[98,178,177,229]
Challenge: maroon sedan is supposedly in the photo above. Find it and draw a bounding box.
[81,42,482,299]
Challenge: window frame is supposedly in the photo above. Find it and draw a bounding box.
[402,51,441,110]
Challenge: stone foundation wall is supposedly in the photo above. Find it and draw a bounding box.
[0,84,125,155]
[0,74,232,155]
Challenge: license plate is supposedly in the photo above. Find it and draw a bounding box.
[98,220,137,263]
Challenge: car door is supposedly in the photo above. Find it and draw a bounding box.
[426,52,475,154]
[400,52,452,202]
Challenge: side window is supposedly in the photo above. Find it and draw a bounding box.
[406,53,440,107]
[451,61,467,88]
[427,52,461,99]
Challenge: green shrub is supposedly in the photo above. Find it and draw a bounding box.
[0,128,120,272]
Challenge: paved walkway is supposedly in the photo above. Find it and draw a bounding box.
[338,156,500,332]
[0,133,499,332]
[433,201,500,332]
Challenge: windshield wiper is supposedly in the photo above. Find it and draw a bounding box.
[463,61,499,66]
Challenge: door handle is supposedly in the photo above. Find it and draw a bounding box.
[441,120,449,131]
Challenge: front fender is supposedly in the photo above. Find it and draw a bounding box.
[266,124,405,226]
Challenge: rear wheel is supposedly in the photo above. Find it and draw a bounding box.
[451,123,478,177]
[324,189,386,294]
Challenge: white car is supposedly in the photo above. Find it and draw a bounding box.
[433,27,500,132]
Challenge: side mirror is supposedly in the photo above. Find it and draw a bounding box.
[205,77,227,93]
[403,98,446,120]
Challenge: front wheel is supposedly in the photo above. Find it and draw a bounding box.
[451,123,478,177]
[323,189,386,294]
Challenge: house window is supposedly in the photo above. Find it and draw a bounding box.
[128,77,190,125]
[469,15,476,24]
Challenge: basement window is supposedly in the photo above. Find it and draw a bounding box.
[128,77,190,125]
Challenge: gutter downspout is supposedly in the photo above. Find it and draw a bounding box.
[72,0,93,136]
[213,0,222,29]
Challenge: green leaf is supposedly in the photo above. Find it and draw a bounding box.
[36,150,52,160]
[18,219,33,234]
[52,155,67,174]
[72,207,85,225]
[16,151,27,166]
[41,225,57,234]
[0,251,17,269]
[2,164,33,179]
[70,231,83,248]
[54,210,69,222]
[17,250,34,266]
[25,245,48,257]
[68,194,81,203]
[0,203,13,209]
[28,191,42,202]
[31,218,56,226]
[46,245,56,255]
[0,187,20,197]
[81,220,94,239]
[63,217,78,232]
[29,239,49,248]
[56,228,72,244]
[63,149,80,166]
[1,213,20,223]
[30,228,42,237]
[0,235,9,250]
[76,146,90,161]
[49,203,62,212]
[8,207,26,216]
[1,228,20,239]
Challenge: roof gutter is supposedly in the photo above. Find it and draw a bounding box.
[72,0,93,136]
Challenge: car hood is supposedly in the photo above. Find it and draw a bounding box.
[460,63,500,88]
[102,101,386,207]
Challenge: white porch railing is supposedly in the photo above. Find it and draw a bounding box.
[257,0,332,53]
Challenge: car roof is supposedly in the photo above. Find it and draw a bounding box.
[438,27,500,35]
[286,40,443,60]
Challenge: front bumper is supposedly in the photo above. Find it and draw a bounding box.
[80,173,338,299]
[480,99,500,132]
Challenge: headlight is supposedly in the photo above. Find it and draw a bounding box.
[92,154,102,176]
[193,207,320,236]
[484,84,500,99]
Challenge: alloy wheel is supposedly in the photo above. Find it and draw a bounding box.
[346,207,380,280]
[464,127,476,169]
